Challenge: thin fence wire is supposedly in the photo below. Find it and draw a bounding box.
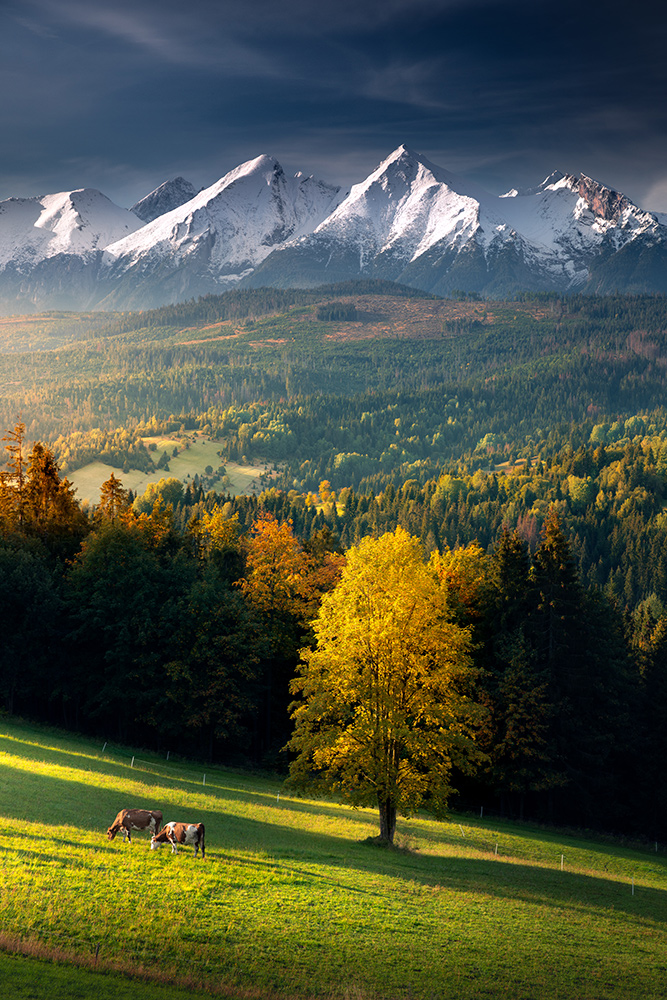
[100,741,662,890]
[100,741,280,798]
[101,742,217,788]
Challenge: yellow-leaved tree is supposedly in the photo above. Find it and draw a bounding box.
[287,526,484,844]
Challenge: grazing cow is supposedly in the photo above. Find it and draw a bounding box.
[107,808,163,843]
[150,821,205,858]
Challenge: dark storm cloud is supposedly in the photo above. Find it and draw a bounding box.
[2,0,666,209]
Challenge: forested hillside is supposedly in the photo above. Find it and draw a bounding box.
[1,436,665,839]
[2,287,667,484]
[3,284,667,838]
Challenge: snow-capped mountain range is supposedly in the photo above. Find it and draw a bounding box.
[1,145,666,313]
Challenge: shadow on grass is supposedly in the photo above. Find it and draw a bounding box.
[0,729,292,809]
[3,761,665,932]
[222,834,667,926]
[2,726,666,934]
[421,810,667,871]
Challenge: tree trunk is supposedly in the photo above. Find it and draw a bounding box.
[378,797,396,845]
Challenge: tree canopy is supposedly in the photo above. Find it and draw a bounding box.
[287,527,483,844]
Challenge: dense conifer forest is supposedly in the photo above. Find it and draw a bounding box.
[2,282,667,839]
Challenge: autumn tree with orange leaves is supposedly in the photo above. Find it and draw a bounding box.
[240,512,344,760]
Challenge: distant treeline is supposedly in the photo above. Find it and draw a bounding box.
[91,279,435,337]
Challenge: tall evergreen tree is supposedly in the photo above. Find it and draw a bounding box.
[65,520,195,742]
[97,473,131,523]
[0,540,60,715]
[529,509,626,824]
[485,529,557,818]
[24,441,86,548]
[0,422,28,529]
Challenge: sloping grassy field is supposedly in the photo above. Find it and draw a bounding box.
[0,718,665,1000]
[68,438,271,504]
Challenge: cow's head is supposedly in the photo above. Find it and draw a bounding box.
[107,824,120,840]
[150,834,163,850]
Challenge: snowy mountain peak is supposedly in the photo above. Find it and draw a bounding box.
[98,155,342,307]
[248,147,667,297]
[212,153,294,194]
[363,144,481,196]
[35,188,143,249]
[306,145,494,270]
[374,143,422,172]
[501,170,566,198]
[2,146,667,313]
[131,177,197,224]
[0,187,143,272]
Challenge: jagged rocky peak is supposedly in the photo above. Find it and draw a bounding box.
[365,144,451,190]
[376,143,422,176]
[340,145,436,204]
[2,146,667,311]
[564,173,632,223]
[131,177,197,223]
[198,153,340,216]
[500,170,566,198]
[326,144,460,225]
[97,153,344,307]
[371,144,497,206]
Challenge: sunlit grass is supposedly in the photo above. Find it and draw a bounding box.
[1,718,666,999]
[67,437,271,503]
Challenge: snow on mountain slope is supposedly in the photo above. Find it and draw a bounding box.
[104,155,342,291]
[249,146,667,295]
[317,147,661,268]
[0,189,144,271]
[494,172,659,257]
[248,145,548,290]
[2,146,667,312]
[306,145,489,262]
[131,177,197,223]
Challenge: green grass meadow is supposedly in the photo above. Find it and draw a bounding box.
[0,718,665,1000]
[68,440,270,504]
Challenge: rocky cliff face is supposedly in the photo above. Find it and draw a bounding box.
[131,177,198,224]
[570,174,632,224]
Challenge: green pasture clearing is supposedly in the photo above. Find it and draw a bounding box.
[142,434,223,477]
[222,459,275,495]
[147,435,271,494]
[68,436,273,503]
[68,461,154,505]
[0,718,665,1000]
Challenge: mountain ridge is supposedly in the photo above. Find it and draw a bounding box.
[1,145,666,313]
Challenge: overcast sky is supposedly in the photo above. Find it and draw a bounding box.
[2,0,667,210]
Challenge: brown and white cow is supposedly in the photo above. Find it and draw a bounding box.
[150,821,205,858]
[107,808,163,843]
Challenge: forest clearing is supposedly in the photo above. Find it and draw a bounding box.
[68,434,273,504]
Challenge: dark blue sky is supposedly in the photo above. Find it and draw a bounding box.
[3,0,667,210]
